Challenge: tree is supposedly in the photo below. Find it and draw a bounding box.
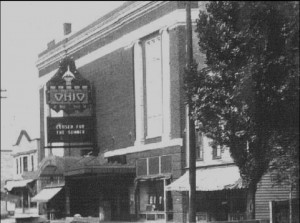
[185,1,299,219]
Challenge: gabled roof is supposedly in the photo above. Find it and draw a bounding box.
[14,130,40,146]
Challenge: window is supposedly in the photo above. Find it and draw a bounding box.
[136,156,172,176]
[19,157,22,173]
[23,156,28,172]
[31,155,34,171]
[144,35,163,138]
[139,180,164,212]
[196,131,204,160]
[16,159,18,174]
[212,145,222,159]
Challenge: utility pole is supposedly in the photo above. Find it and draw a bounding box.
[186,1,196,223]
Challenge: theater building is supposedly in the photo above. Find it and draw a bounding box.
[36,1,298,223]
[36,2,202,222]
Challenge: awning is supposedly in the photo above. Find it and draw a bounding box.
[165,165,244,191]
[65,156,135,176]
[135,173,172,182]
[4,179,35,192]
[31,186,63,202]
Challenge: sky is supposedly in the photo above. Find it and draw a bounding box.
[1,1,125,150]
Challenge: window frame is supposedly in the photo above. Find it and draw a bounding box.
[31,155,34,171]
[212,145,222,160]
[195,130,204,161]
[23,156,28,172]
[142,32,164,140]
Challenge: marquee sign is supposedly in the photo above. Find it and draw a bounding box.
[47,116,93,143]
[46,57,91,114]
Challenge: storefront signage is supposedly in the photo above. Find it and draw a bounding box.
[47,116,93,143]
[46,57,91,114]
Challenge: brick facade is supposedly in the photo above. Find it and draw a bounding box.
[37,1,201,222]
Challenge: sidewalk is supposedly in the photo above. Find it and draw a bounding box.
[0,217,16,223]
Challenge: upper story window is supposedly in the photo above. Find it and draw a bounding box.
[31,155,34,171]
[16,159,19,174]
[144,35,163,138]
[23,156,28,172]
[212,145,222,159]
[19,157,22,174]
[195,130,204,161]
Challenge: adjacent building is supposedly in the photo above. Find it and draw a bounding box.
[4,130,40,221]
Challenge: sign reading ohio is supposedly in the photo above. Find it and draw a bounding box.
[46,57,91,114]
[47,117,93,143]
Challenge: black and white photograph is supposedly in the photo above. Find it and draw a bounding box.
[1,1,299,223]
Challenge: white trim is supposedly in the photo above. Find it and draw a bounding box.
[104,138,183,157]
[37,8,199,77]
[161,27,171,142]
[133,40,145,146]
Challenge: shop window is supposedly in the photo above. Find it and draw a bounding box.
[212,145,222,159]
[144,34,163,138]
[196,130,204,161]
[140,180,164,212]
[149,157,159,175]
[23,156,28,172]
[23,190,29,208]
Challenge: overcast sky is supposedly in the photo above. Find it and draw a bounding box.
[1,1,125,149]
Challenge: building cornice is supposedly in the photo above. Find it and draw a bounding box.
[36,1,168,71]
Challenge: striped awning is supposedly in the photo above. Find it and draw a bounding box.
[166,165,244,191]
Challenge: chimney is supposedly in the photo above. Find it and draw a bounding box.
[63,23,72,36]
[47,40,55,49]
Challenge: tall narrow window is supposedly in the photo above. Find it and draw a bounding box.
[19,157,22,173]
[16,159,19,174]
[195,131,204,160]
[23,156,28,172]
[212,145,222,159]
[31,155,34,171]
[144,35,163,138]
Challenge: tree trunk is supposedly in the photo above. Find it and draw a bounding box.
[246,182,257,219]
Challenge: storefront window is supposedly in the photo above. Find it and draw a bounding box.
[23,190,29,208]
[139,180,164,212]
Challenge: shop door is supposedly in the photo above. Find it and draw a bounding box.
[111,186,129,221]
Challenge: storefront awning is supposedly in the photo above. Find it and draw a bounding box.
[31,186,63,202]
[65,156,135,176]
[166,165,244,191]
[135,173,172,182]
[4,179,35,192]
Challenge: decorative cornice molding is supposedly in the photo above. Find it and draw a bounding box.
[36,1,167,70]
[38,8,199,88]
